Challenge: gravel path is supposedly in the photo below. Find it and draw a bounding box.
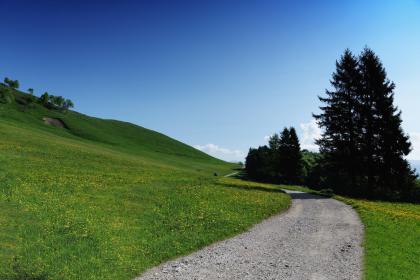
[136,190,364,280]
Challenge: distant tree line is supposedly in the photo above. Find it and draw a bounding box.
[245,48,419,201]
[245,127,304,185]
[0,76,74,112]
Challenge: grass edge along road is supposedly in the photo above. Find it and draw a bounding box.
[336,196,420,280]
[280,185,420,280]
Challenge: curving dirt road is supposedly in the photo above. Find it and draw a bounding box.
[136,190,364,280]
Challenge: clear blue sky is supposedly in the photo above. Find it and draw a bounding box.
[2,0,420,162]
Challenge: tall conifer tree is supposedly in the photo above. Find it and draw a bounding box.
[314,49,361,195]
[277,127,303,184]
[268,133,281,181]
[316,47,416,199]
[358,48,415,198]
[286,127,303,184]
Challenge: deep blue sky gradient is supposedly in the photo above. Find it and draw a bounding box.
[2,0,420,161]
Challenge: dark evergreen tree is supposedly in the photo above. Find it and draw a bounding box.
[246,127,304,184]
[316,47,416,199]
[268,133,281,181]
[358,48,416,199]
[314,49,362,195]
[245,148,259,179]
[287,127,303,184]
[277,128,291,183]
[278,127,303,184]
[245,146,271,181]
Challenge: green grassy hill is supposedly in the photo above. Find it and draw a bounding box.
[0,86,290,279]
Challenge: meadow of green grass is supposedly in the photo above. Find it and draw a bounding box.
[0,88,291,280]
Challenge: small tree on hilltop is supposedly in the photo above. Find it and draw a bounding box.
[39,92,50,106]
[28,88,34,95]
[61,99,74,112]
[4,77,19,89]
[49,95,65,108]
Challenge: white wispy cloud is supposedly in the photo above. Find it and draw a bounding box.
[194,144,245,162]
[264,135,273,142]
[297,122,420,160]
[300,119,321,151]
[408,132,420,160]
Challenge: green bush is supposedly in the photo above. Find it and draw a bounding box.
[4,77,19,89]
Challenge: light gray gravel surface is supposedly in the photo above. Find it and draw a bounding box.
[136,190,364,280]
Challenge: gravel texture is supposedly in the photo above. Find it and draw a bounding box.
[136,190,364,280]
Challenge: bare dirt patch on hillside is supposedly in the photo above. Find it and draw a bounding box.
[43,117,67,128]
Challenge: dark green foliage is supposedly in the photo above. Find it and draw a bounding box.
[314,49,363,195]
[268,133,281,180]
[49,95,64,108]
[27,88,34,95]
[4,77,19,89]
[279,127,303,184]
[245,127,303,184]
[39,92,49,106]
[62,99,74,111]
[358,48,416,199]
[245,146,272,181]
[301,150,325,188]
[38,92,74,111]
[315,48,417,200]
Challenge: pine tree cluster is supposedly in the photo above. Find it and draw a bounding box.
[245,127,303,185]
[314,48,416,200]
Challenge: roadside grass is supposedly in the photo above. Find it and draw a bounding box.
[218,177,288,193]
[272,184,315,193]
[0,92,290,280]
[278,183,420,279]
[336,197,420,280]
[245,179,420,279]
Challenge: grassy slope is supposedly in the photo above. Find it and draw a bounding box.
[0,88,290,280]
